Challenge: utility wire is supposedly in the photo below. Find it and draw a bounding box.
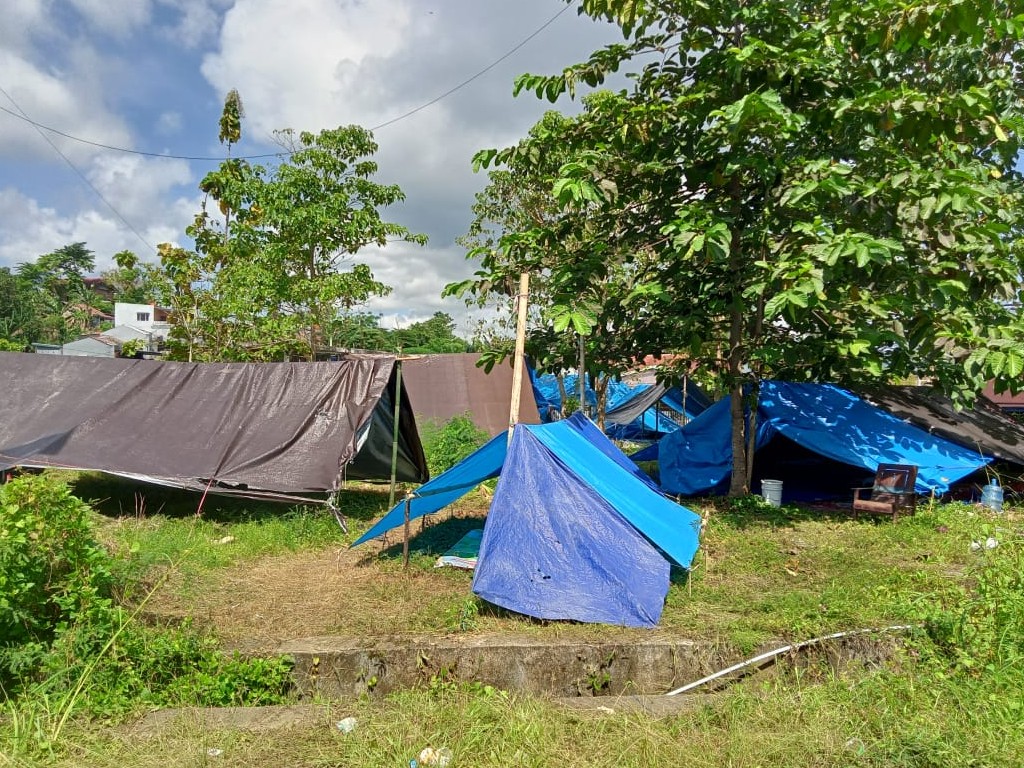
[0,1,577,163]
[0,85,157,255]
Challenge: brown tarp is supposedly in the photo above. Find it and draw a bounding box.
[0,352,427,498]
[862,385,1024,466]
[400,353,541,436]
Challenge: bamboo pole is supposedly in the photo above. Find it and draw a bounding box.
[578,333,586,417]
[508,272,530,443]
[388,360,403,509]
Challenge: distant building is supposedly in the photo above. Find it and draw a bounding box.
[113,302,170,329]
[83,277,115,301]
[54,302,172,359]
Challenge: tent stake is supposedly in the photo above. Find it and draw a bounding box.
[388,359,404,509]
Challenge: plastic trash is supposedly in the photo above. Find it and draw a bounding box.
[981,479,1004,513]
[418,747,452,767]
[986,537,999,549]
[335,716,357,733]
[970,541,982,552]
[206,748,223,757]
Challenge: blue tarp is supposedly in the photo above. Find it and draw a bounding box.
[353,413,702,627]
[471,426,674,627]
[353,413,669,546]
[528,368,684,437]
[659,380,991,497]
[351,430,507,546]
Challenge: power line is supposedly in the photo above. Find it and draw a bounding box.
[0,1,578,163]
[0,85,157,256]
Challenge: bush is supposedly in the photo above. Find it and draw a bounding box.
[0,474,292,726]
[0,475,115,685]
[420,413,490,476]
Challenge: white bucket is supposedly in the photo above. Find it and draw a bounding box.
[761,479,783,507]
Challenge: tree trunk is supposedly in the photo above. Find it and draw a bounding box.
[595,374,609,432]
[727,174,749,494]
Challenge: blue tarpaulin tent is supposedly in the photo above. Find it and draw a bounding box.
[353,413,702,627]
[527,368,689,437]
[659,381,991,498]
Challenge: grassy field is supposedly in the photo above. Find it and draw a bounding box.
[3,472,1023,767]
[79,473,993,650]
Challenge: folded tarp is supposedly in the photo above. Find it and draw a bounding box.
[0,352,427,498]
[527,368,685,436]
[659,380,991,496]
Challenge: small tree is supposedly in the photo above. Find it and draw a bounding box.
[185,117,426,360]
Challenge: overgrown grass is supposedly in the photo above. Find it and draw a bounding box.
[5,469,1022,767]
[31,661,1024,768]
[85,476,1020,651]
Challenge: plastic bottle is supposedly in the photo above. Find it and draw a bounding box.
[981,478,1004,513]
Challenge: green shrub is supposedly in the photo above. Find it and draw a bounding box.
[0,475,115,685]
[0,474,292,728]
[420,413,490,477]
[923,530,1024,674]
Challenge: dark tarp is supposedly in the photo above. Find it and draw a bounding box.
[0,352,427,498]
[604,378,713,426]
[527,367,688,437]
[659,380,990,498]
[400,353,541,436]
[861,386,1024,466]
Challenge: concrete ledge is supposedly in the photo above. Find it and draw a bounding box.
[273,632,902,699]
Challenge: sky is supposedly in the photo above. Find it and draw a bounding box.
[0,0,622,333]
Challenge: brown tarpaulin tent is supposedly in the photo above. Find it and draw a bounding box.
[0,352,427,499]
[400,353,541,436]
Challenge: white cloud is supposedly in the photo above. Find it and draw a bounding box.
[0,50,134,165]
[157,0,230,48]
[0,150,200,271]
[0,0,50,50]
[1,0,624,332]
[67,0,153,39]
[201,0,415,136]
[155,111,183,135]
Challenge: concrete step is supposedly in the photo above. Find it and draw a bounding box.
[271,631,903,700]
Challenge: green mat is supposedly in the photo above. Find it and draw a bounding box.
[434,528,483,570]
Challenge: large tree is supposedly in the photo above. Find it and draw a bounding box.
[15,242,97,343]
[449,102,643,426]
[467,0,1024,494]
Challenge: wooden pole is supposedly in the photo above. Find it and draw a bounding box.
[402,494,412,570]
[388,360,404,509]
[508,272,530,442]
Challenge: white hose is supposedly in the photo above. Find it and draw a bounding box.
[665,624,917,696]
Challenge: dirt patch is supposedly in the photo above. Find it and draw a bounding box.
[144,543,480,651]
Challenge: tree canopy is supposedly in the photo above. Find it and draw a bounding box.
[167,93,427,362]
[456,0,1024,493]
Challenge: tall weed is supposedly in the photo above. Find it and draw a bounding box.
[419,414,490,476]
